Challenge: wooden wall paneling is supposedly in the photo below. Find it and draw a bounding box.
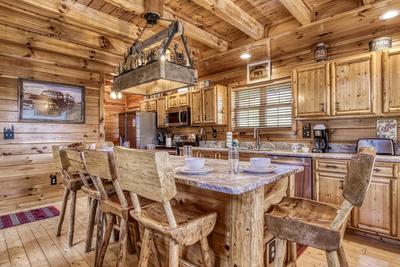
[383,47,400,114]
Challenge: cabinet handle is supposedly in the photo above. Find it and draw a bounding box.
[326,164,338,169]
[335,102,340,111]
[373,168,381,173]
[320,103,325,112]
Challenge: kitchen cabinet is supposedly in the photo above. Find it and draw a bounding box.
[140,99,157,112]
[331,52,378,116]
[314,158,400,239]
[191,89,203,125]
[383,47,400,114]
[191,85,228,125]
[156,97,167,127]
[167,92,190,109]
[293,62,330,117]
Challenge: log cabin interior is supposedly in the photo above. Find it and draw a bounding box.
[1,0,400,266]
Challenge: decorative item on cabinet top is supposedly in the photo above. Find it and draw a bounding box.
[314,43,329,62]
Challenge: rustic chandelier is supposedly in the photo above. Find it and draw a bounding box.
[112,0,198,96]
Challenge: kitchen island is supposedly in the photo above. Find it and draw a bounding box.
[160,156,304,267]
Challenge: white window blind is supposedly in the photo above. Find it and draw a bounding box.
[231,82,292,129]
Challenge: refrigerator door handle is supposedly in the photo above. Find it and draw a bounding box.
[178,110,182,124]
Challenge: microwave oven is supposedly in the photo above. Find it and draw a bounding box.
[166,107,190,127]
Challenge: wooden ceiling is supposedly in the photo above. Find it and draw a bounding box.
[3,0,399,78]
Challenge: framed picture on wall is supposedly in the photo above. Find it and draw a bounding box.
[247,59,271,84]
[18,79,85,123]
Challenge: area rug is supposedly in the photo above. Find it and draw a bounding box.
[0,206,60,230]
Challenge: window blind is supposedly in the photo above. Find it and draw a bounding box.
[231,82,292,129]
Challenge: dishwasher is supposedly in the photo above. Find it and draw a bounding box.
[270,156,313,199]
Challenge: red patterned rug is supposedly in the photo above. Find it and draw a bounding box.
[0,206,60,230]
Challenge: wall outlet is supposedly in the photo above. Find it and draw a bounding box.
[302,123,312,138]
[50,174,57,185]
[3,126,14,140]
[268,239,276,264]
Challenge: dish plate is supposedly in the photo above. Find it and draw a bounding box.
[175,166,214,175]
[241,165,278,174]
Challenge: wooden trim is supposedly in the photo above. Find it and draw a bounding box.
[99,72,105,142]
[231,78,291,91]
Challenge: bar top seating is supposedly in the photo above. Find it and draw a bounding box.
[265,147,376,267]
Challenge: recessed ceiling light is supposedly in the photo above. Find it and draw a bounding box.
[240,52,251,59]
[380,10,399,20]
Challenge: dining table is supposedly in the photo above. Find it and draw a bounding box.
[162,155,304,267]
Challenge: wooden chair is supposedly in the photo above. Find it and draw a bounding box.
[52,145,84,248]
[113,147,217,267]
[265,147,376,267]
[82,149,154,267]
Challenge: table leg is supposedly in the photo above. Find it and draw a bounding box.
[229,187,264,267]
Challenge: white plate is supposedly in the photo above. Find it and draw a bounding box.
[175,166,214,175]
[241,165,278,174]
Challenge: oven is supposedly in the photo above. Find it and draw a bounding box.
[166,107,190,127]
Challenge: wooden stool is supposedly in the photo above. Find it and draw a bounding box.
[82,149,156,267]
[265,147,376,267]
[113,147,217,267]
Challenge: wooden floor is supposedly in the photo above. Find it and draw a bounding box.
[0,197,399,267]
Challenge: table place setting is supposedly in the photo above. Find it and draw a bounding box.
[241,157,278,174]
[175,157,214,175]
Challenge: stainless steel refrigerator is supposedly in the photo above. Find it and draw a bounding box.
[119,111,157,149]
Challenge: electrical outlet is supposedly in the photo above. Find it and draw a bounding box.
[268,239,276,264]
[50,174,57,185]
[3,126,14,140]
[302,123,311,138]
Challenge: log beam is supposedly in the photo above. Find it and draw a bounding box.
[103,0,229,52]
[191,0,264,40]
[362,0,376,4]
[279,0,313,25]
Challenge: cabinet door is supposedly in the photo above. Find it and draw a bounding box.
[331,53,378,116]
[203,87,217,124]
[314,172,345,206]
[168,94,179,109]
[191,90,203,124]
[178,93,190,106]
[293,63,330,117]
[353,176,397,236]
[140,101,147,111]
[157,98,167,127]
[383,47,400,114]
[147,99,157,111]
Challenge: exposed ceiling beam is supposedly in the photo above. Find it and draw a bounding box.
[279,0,313,25]
[362,0,376,4]
[191,0,264,40]
[103,0,229,52]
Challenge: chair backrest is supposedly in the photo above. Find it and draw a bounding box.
[113,146,176,203]
[64,149,86,174]
[52,145,68,171]
[83,150,115,181]
[85,142,114,150]
[343,147,376,207]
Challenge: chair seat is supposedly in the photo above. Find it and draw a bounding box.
[62,174,83,191]
[81,181,115,200]
[131,200,217,246]
[265,197,345,251]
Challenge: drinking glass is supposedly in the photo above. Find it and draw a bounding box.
[183,145,193,158]
[228,147,240,174]
[146,144,155,150]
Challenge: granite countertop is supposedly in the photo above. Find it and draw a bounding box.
[188,147,400,163]
[169,156,303,195]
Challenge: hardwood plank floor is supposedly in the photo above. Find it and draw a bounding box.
[0,197,399,267]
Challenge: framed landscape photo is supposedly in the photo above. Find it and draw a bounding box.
[18,79,85,123]
[247,59,271,84]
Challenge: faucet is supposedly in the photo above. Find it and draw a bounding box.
[254,128,261,150]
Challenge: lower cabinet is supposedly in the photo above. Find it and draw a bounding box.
[314,159,400,239]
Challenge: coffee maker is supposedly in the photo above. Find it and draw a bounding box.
[312,124,329,153]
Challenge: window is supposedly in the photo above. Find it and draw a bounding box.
[231,82,292,129]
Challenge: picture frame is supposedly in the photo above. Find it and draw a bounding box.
[18,79,85,123]
[247,59,271,84]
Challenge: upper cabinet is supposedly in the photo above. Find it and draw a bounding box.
[383,47,400,114]
[191,85,228,126]
[167,92,190,109]
[331,53,378,116]
[156,97,167,127]
[140,99,157,112]
[293,62,330,117]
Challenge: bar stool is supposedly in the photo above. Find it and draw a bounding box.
[265,147,376,267]
[113,147,217,267]
[81,149,158,267]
